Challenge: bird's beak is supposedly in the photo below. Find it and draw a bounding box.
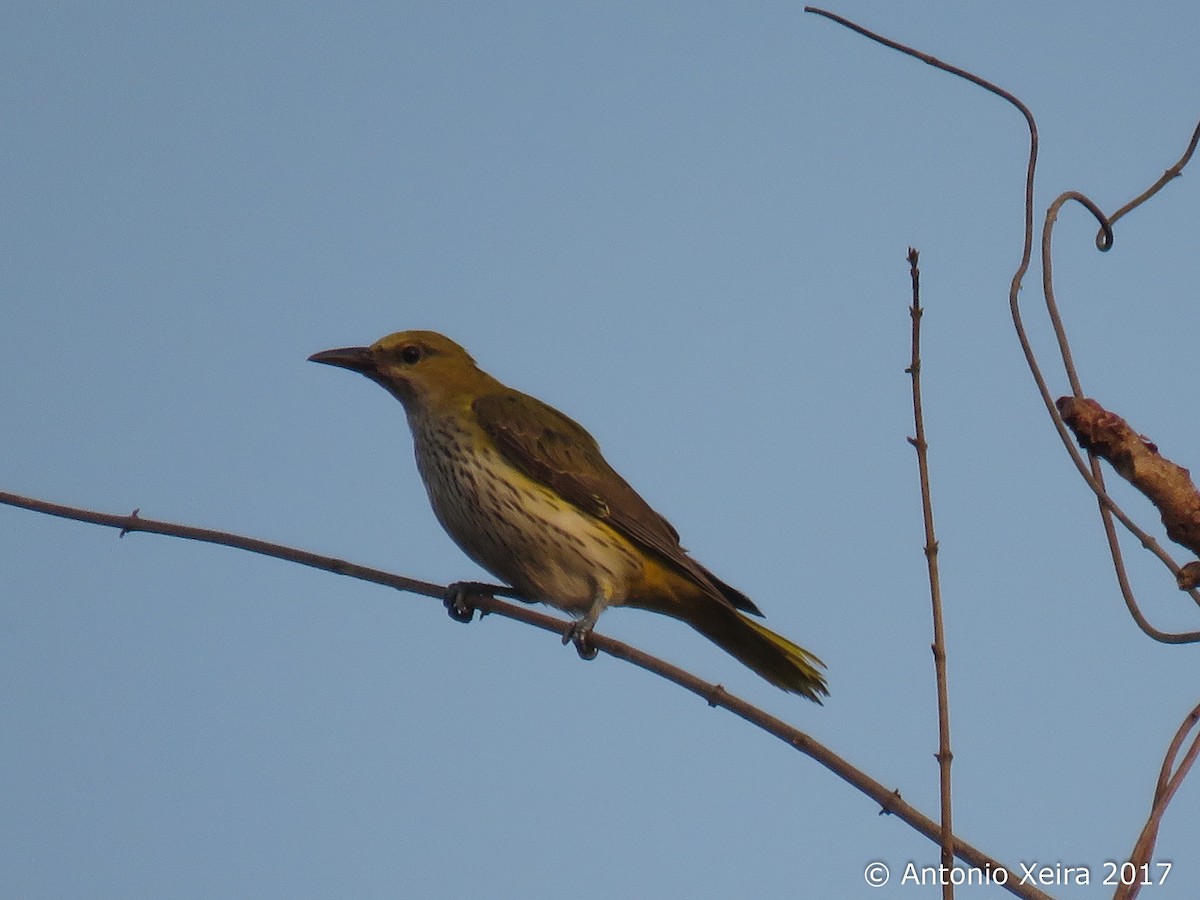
[308,346,376,375]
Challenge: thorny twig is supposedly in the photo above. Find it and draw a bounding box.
[905,248,955,899]
[0,489,1053,900]
[805,4,1200,893]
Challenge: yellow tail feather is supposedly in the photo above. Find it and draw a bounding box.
[684,604,828,703]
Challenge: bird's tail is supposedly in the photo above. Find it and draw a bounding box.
[685,603,828,703]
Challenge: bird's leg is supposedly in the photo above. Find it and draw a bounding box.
[562,591,609,661]
[443,581,495,623]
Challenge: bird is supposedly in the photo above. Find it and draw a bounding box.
[309,330,827,701]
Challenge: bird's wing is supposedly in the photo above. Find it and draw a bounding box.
[473,391,762,616]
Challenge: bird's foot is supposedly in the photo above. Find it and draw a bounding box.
[443,581,493,623]
[562,619,599,660]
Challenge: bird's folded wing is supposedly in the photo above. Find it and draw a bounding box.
[473,391,761,616]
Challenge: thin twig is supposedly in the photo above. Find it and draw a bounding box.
[804,8,1200,640]
[904,248,955,898]
[1039,182,1200,634]
[1115,700,1200,900]
[1106,118,1200,235]
[804,8,1200,891]
[1035,126,1200,631]
[1,488,1053,900]
[802,7,1040,297]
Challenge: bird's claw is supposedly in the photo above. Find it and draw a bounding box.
[563,620,599,660]
[444,581,490,623]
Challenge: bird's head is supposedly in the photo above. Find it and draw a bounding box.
[309,330,488,412]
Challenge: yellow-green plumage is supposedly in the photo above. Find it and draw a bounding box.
[310,330,827,702]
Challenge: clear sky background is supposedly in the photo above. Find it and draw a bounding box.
[4,3,1199,898]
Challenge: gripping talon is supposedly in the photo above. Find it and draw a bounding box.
[563,620,599,660]
[444,581,489,623]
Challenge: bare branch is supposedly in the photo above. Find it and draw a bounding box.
[1115,700,1200,900]
[804,8,1200,889]
[805,5,1200,638]
[905,248,956,899]
[1037,178,1200,638]
[802,6,1040,296]
[1,488,1052,900]
[1106,118,1200,236]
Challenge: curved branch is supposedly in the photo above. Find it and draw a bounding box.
[802,7,1039,297]
[1040,193,1200,639]
[1,488,1052,900]
[1041,192,1112,400]
[1036,121,1200,631]
[1105,118,1200,238]
[1115,700,1200,900]
[805,5,1200,642]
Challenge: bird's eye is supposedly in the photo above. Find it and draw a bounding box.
[399,345,422,364]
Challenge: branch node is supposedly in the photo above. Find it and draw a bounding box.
[878,788,903,817]
[118,508,141,538]
[1177,562,1200,592]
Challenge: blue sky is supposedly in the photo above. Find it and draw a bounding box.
[4,3,1199,897]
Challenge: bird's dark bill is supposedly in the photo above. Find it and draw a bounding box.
[308,346,375,374]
